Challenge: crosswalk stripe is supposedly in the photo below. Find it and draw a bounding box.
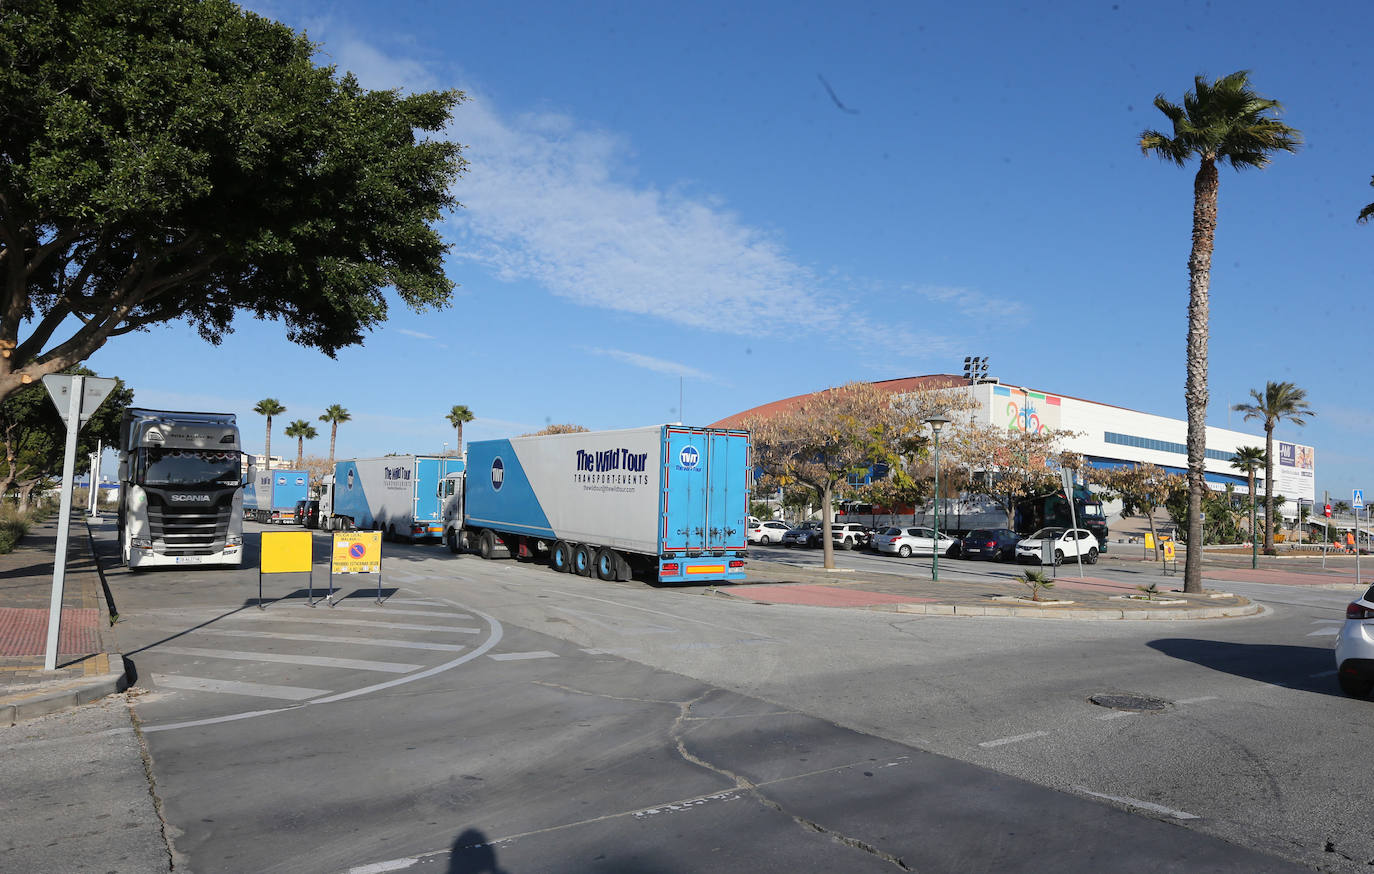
[321,606,471,618]
[488,651,559,661]
[152,674,330,701]
[226,613,480,633]
[156,646,421,673]
[192,629,468,652]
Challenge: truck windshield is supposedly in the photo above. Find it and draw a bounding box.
[140,448,242,487]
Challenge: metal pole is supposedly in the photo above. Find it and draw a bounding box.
[932,430,940,582]
[44,376,84,670]
[1066,477,1083,578]
[1251,495,1258,570]
[1358,507,1363,590]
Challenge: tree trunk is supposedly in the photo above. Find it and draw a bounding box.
[1182,158,1218,594]
[821,481,835,569]
[296,437,304,468]
[329,424,338,466]
[1263,424,1276,554]
[264,417,273,466]
[1146,508,1161,561]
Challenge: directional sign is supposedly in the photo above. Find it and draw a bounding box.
[42,374,117,429]
[1354,489,1365,511]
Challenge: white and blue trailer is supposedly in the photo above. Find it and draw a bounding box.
[243,464,309,524]
[330,455,465,542]
[446,425,749,584]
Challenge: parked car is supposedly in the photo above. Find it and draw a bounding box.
[830,523,870,550]
[872,526,957,558]
[1336,585,1374,697]
[749,520,791,545]
[959,528,1021,562]
[781,524,822,548]
[1015,527,1099,565]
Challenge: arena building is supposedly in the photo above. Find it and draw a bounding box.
[711,371,1316,510]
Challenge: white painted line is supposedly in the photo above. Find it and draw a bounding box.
[581,648,612,654]
[152,674,330,701]
[545,589,770,638]
[1073,785,1199,820]
[1312,619,1344,624]
[321,606,470,618]
[1306,628,1340,637]
[156,646,422,673]
[488,651,559,661]
[230,614,480,633]
[978,731,1049,748]
[378,598,443,605]
[1175,696,1218,705]
[1309,669,1338,678]
[192,629,467,652]
[1096,711,1138,721]
[348,858,418,874]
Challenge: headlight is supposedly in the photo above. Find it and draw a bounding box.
[132,537,152,549]
[227,535,242,547]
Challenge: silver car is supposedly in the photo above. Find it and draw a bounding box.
[1336,586,1374,697]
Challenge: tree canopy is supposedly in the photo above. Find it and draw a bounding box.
[0,0,466,401]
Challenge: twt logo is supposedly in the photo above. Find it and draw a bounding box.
[490,457,505,491]
[678,445,700,469]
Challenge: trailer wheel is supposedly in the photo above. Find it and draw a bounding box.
[595,547,620,581]
[446,528,461,554]
[477,529,496,560]
[573,543,595,576]
[552,541,573,572]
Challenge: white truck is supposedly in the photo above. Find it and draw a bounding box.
[116,408,245,569]
[326,455,465,542]
[445,425,749,584]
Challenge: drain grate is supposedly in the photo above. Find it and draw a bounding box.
[1089,693,1170,712]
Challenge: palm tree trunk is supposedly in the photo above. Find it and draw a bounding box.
[1263,425,1276,554]
[1183,158,1218,594]
[329,424,337,466]
[264,417,272,467]
[296,438,304,468]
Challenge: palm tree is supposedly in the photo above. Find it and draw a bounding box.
[319,404,351,465]
[253,398,286,466]
[1233,381,1314,555]
[446,405,474,455]
[1359,176,1374,224]
[1229,445,1266,530]
[284,419,318,468]
[1140,71,1301,591]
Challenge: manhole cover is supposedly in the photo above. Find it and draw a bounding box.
[1089,693,1169,712]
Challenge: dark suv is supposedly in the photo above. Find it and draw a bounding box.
[294,499,320,529]
[958,528,1020,562]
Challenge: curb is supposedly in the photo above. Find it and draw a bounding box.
[892,602,1264,620]
[3,667,129,726]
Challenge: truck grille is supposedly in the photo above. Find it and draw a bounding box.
[147,495,233,555]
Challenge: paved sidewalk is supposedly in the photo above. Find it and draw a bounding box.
[0,510,127,725]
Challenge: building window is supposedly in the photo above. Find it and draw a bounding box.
[1103,432,1236,463]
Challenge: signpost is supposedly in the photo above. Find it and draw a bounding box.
[1356,490,1365,589]
[259,531,314,608]
[1061,467,1084,578]
[40,374,117,671]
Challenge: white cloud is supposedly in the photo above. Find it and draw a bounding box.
[586,347,718,382]
[395,328,437,340]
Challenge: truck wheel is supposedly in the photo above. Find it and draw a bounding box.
[573,543,595,576]
[595,547,620,581]
[446,528,460,554]
[477,529,496,560]
[552,541,573,572]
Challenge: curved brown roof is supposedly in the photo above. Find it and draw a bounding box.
[709,374,969,428]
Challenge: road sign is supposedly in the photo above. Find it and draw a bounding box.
[41,374,117,428]
[1354,490,1365,510]
[261,531,313,574]
[1060,468,1074,496]
[1326,504,1333,518]
[332,531,381,574]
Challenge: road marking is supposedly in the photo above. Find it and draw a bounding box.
[1072,785,1199,820]
[978,731,1049,748]
[1096,711,1138,721]
[156,646,422,673]
[1309,669,1338,678]
[319,606,470,618]
[1312,619,1343,624]
[348,859,418,874]
[152,674,330,701]
[191,629,467,652]
[1306,628,1340,637]
[488,651,559,661]
[228,614,480,633]
[545,589,771,638]
[1175,696,1218,705]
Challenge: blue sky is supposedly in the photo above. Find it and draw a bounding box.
[84,0,1372,502]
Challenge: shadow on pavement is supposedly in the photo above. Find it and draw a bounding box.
[1148,638,1339,696]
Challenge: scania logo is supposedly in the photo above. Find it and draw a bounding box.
[169,494,211,502]
[491,457,505,491]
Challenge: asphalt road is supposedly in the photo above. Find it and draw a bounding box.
[92,521,1371,873]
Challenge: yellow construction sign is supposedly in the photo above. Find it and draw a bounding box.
[1162,538,1176,561]
[332,531,382,574]
[1144,532,1155,550]
[260,531,313,574]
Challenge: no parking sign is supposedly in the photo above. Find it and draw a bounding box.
[332,531,382,574]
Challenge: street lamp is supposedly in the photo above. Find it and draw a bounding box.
[926,415,951,581]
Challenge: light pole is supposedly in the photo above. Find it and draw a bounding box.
[926,415,951,581]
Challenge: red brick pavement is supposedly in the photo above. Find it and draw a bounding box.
[0,607,100,656]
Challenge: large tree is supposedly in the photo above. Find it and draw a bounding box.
[1229,445,1266,535]
[1233,381,1314,554]
[447,405,474,454]
[0,0,466,402]
[319,404,350,466]
[1099,463,1186,560]
[254,398,285,464]
[946,423,1080,530]
[284,418,317,468]
[1140,70,1300,592]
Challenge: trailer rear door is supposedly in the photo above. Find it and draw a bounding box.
[706,430,748,552]
[662,428,710,554]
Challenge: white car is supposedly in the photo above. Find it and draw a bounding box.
[1015,527,1099,566]
[1335,586,1374,697]
[749,520,791,545]
[872,526,956,558]
[830,523,870,550]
